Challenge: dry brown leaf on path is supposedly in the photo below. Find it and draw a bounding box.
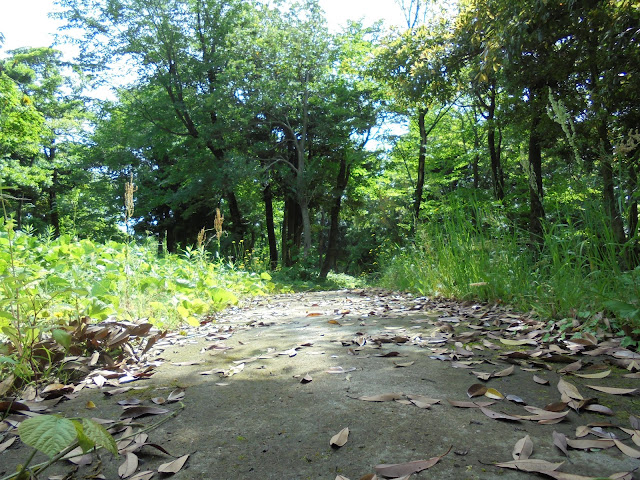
[448,399,496,408]
[565,438,615,450]
[512,435,533,460]
[326,366,357,374]
[407,395,441,409]
[558,360,583,374]
[467,384,487,398]
[534,375,549,385]
[129,472,154,480]
[472,371,493,381]
[494,459,564,473]
[167,389,185,402]
[120,406,169,419]
[584,404,614,416]
[0,437,17,453]
[358,393,403,402]
[330,427,349,448]
[499,338,538,346]
[158,454,190,474]
[300,374,313,384]
[586,385,637,395]
[558,378,584,400]
[118,452,138,479]
[393,361,415,368]
[573,370,611,379]
[480,407,520,421]
[553,431,569,457]
[613,439,640,458]
[374,447,451,477]
[494,365,515,377]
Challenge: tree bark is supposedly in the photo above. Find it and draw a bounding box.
[48,168,60,238]
[414,107,428,220]
[487,84,505,200]
[263,180,278,270]
[528,110,545,247]
[320,152,350,279]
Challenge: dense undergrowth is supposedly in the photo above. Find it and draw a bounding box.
[380,199,640,350]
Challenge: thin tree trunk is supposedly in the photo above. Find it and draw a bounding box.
[528,111,545,247]
[49,168,60,238]
[414,107,428,220]
[263,180,278,270]
[487,84,505,200]
[320,153,350,279]
[598,121,627,247]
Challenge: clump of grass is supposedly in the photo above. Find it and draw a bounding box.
[380,197,639,344]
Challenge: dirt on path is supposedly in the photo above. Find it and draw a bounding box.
[1,290,639,480]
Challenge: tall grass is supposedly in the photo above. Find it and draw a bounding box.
[380,198,639,339]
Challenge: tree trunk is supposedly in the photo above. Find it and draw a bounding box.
[320,152,350,279]
[263,180,278,270]
[487,84,505,200]
[598,121,627,247]
[48,168,60,238]
[528,111,545,246]
[224,189,246,242]
[414,107,428,220]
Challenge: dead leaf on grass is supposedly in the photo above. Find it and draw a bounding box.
[545,402,569,412]
[558,360,583,374]
[330,427,349,447]
[407,395,441,409]
[300,374,313,384]
[374,447,451,477]
[499,338,537,346]
[512,435,533,460]
[472,371,493,381]
[167,389,185,402]
[158,453,189,473]
[565,438,615,450]
[584,404,614,416]
[118,452,138,478]
[467,384,487,398]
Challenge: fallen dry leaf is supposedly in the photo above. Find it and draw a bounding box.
[118,452,138,479]
[512,435,533,460]
[573,370,611,379]
[480,407,520,421]
[326,366,357,374]
[330,427,349,448]
[494,365,515,377]
[533,375,549,385]
[553,431,569,456]
[558,378,583,400]
[407,395,440,409]
[613,439,640,459]
[448,399,496,408]
[467,384,487,398]
[300,374,313,384]
[586,385,637,395]
[358,393,403,402]
[158,454,189,473]
[0,437,17,453]
[120,406,169,419]
[472,371,493,381]
[374,447,451,477]
[485,388,505,400]
[495,459,564,472]
[393,361,415,368]
[129,472,154,480]
[565,438,615,450]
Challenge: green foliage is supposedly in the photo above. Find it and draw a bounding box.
[381,196,640,342]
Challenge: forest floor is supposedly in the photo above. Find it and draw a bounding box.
[1,289,640,480]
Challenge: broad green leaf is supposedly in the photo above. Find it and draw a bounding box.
[52,329,71,350]
[260,272,272,281]
[73,420,95,453]
[82,418,118,455]
[19,415,77,458]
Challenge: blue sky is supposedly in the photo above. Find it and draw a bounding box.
[0,0,406,54]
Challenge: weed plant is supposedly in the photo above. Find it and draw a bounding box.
[380,198,640,347]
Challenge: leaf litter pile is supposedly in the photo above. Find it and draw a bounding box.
[1,290,640,479]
